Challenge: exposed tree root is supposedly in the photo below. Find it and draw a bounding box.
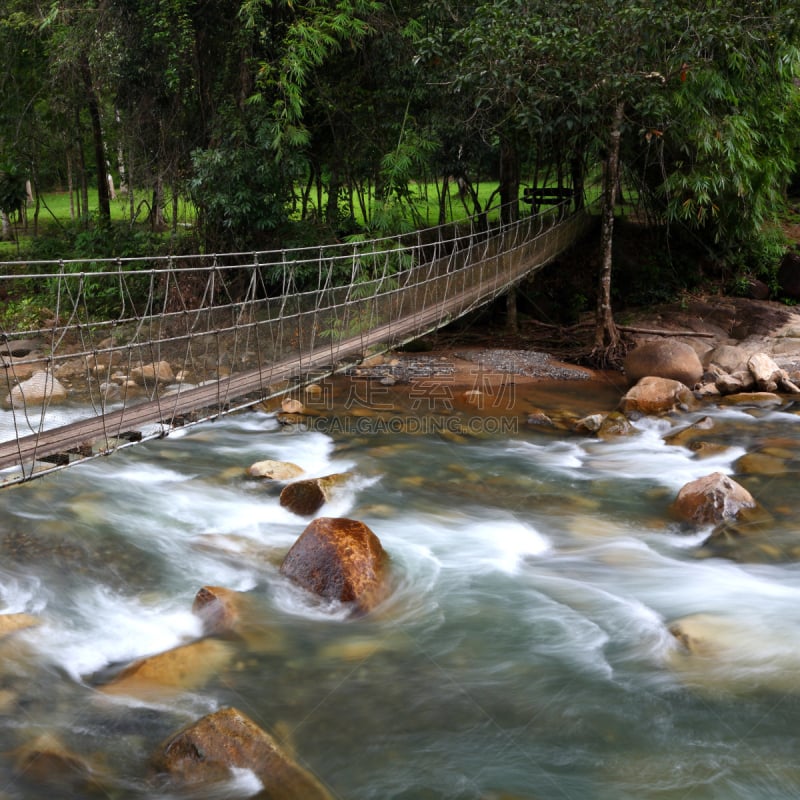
[586,340,628,370]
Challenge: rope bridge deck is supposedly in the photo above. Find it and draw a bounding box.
[0,205,595,484]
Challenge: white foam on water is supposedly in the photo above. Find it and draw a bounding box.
[521,589,614,679]
[156,766,264,800]
[213,425,352,477]
[526,567,674,669]
[0,571,44,614]
[514,415,748,491]
[271,579,356,622]
[383,513,550,578]
[0,402,92,443]
[508,439,586,472]
[28,586,203,681]
[542,537,800,664]
[580,421,747,490]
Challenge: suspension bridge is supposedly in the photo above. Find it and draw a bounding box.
[0,200,596,484]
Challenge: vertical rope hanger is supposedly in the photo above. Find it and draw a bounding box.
[249,252,266,397]
[13,262,83,469]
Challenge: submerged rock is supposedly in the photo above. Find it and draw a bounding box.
[718,391,783,408]
[670,472,757,527]
[12,732,109,795]
[280,517,389,614]
[96,638,234,700]
[192,585,242,636]
[0,613,40,639]
[688,441,732,459]
[596,411,634,438]
[667,613,800,694]
[735,451,789,476]
[664,415,715,448]
[150,707,332,799]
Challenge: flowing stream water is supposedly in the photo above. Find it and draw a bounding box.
[0,376,799,799]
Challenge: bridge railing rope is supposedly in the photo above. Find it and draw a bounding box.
[0,195,597,484]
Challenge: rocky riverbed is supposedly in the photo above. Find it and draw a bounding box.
[348,294,800,403]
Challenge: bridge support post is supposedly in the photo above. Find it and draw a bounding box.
[506,286,518,333]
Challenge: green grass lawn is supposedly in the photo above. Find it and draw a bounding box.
[0,176,602,262]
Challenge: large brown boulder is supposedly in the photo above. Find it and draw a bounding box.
[150,707,332,799]
[619,376,695,415]
[280,517,389,614]
[623,340,704,388]
[670,472,756,527]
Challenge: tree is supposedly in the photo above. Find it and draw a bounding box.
[0,3,51,233]
[419,0,800,362]
[110,0,202,232]
[186,0,383,248]
[39,1,121,226]
[0,169,28,239]
[658,4,800,260]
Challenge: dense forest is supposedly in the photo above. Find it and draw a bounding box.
[1,1,799,355]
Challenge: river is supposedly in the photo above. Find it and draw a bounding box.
[0,371,799,799]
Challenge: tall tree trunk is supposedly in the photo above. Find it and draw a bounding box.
[171,188,179,238]
[325,168,341,226]
[127,148,135,223]
[438,174,450,226]
[80,55,111,224]
[151,177,166,230]
[32,185,39,237]
[499,136,520,225]
[500,137,521,332]
[593,100,624,362]
[300,162,315,220]
[67,152,75,221]
[570,145,585,211]
[74,110,89,224]
[115,108,128,195]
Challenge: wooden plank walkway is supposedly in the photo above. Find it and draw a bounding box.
[0,211,595,480]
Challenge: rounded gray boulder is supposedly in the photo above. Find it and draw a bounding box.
[623,339,703,388]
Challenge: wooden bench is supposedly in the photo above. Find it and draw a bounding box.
[522,186,574,213]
